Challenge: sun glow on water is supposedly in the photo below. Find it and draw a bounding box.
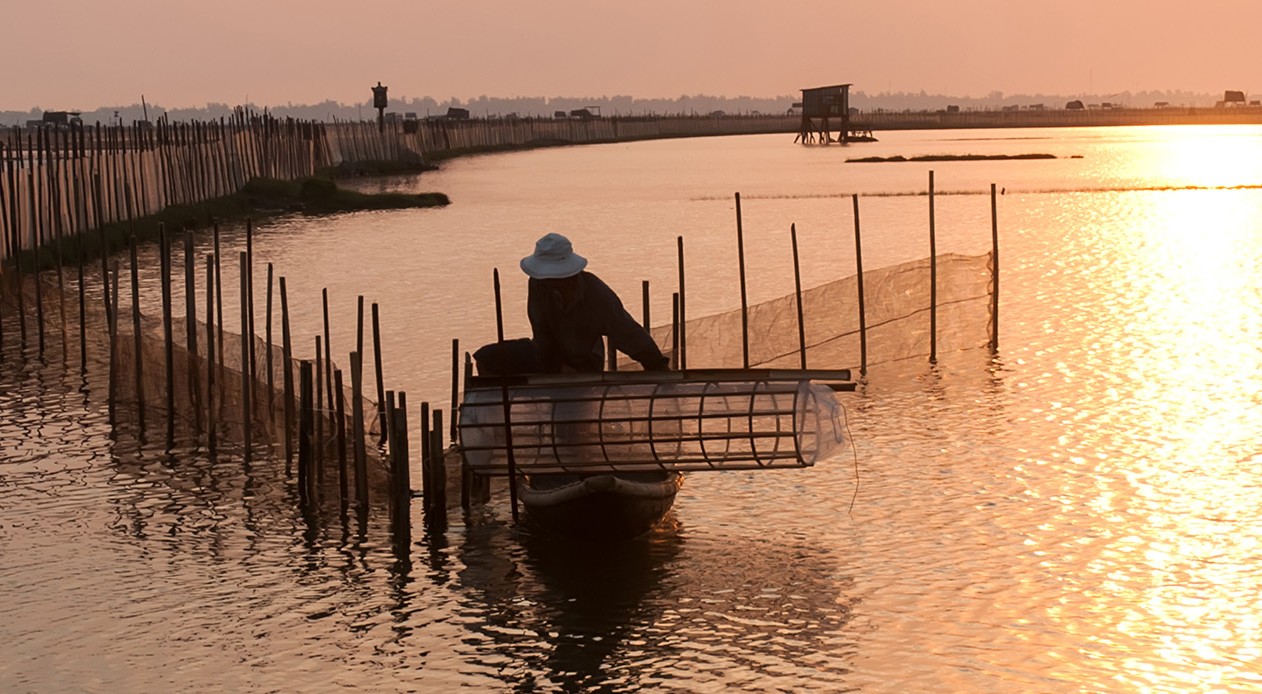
[1124,125,1262,189]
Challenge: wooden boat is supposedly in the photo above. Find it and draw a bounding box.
[518,470,683,540]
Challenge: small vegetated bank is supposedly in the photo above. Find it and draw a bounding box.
[24,176,449,270]
[847,153,1059,163]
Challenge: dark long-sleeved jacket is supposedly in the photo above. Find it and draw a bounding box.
[527,272,669,373]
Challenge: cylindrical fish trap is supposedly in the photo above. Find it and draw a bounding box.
[458,370,849,475]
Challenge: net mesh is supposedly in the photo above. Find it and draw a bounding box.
[647,252,993,370]
[6,271,381,456]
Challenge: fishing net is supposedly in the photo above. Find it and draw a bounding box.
[6,271,382,457]
[648,252,994,371]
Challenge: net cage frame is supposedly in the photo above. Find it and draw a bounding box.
[458,369,852,475]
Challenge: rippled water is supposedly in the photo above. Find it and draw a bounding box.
[3,125,1262,692]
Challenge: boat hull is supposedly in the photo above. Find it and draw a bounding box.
[519,471,683,540]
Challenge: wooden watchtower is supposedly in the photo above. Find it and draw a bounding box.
[797,84,859,144]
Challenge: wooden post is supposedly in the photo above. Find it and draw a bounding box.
[735,192,750,368]
[298,360,313,504]
[245,219,256,390]
[671,292,680,370]
[266,263,274,417]
[206,254,216,453]
[852,195,868,377]
[449,338,459,442]
[428,408,446,529]
[29,170,45,356]
[372,302,387,443]
[280,277,294,465]
[641,280,650,330]
[676,235,687,370]
[350,351,370,517]
[183,233,201,423]
[791,223,807,369]
[420,400,431,507]
[990,183,1000,354]
[929,171,938,364]
[395,394,414,541]
[129,237,145,435]
[492,268,519,522]
[334,368,349,517]
[356,295,364,358]
[239,252,252,462]
[108,261,120,424]
[385,390,397,504]
[75,207,86,370]
[160,226,175,448]
[322,288,333,434]
[314,335,325,491]
[213,222,224,369]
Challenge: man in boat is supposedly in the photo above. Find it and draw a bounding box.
[520,232,669,373]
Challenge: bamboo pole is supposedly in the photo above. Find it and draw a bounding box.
[990,183,1000,354]
[314,335,325,490]
[184,233,201,432]
[108,261,120,424]
[334,368,349,517]
[735,192,750,368]
[492,268,519,522]
[129,237,145,435]
[160,226,175,448]
[396,394,414,540]
[372,302,386,443]
[671,293,680,370]
[266,263,274,418]
[246,219,256,391]
[385,390,397,505]
[213,222,224,368]
[29,170,44,355]
[239,251,252,462]
[791,223,807,369]
[75,184,86,369]
[350,351,369,517]
[929,170,938,364]
[298,360,313,504]
[427,408,445,529]
[322,288,333,433]
[420,400,430,511]
[206,254,216,453]
[641,280,650,330]
[280,277,294,465]
[852,195,868,376]
[94,174,111,328]
[676,236,686,370]
[449,338,459,442]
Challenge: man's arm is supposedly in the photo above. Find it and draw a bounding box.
[590,277,669,370]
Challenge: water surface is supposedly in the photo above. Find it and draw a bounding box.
[3,125,1262,691]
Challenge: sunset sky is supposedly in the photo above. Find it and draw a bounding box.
[5,0,1258,111]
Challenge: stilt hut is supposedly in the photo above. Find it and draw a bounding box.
[797,84,871,144]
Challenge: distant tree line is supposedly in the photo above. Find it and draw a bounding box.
[2,89,1235,126]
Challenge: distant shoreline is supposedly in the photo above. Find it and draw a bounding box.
[854,106,1262,131]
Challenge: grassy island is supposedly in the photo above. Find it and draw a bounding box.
[24,176,449,269]
[847,153,1058,163]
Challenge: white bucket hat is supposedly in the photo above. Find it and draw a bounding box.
[520,232,588,279]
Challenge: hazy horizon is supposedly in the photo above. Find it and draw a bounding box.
[4,0,1258,112]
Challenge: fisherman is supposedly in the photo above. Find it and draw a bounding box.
[520,232,669,373]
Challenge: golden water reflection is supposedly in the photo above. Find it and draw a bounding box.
[1124,125,1262,189]
[1030,185,1262,690]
